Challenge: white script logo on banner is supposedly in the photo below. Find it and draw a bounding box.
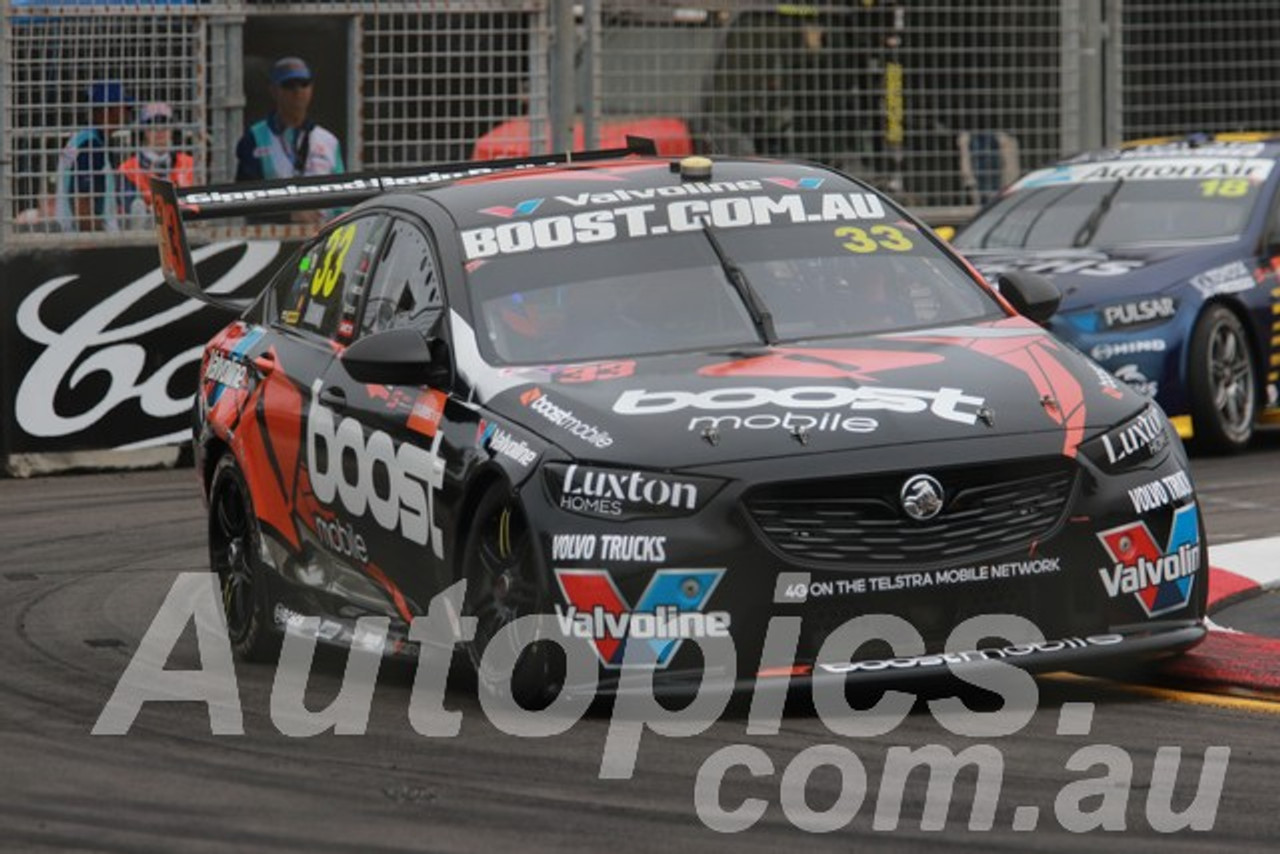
[15,241,280,449]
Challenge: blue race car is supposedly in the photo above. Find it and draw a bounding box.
[954,132,1280,452]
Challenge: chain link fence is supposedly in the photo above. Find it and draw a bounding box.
[3,0,1280,247]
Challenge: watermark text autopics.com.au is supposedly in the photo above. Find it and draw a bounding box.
[94,574,1228,834]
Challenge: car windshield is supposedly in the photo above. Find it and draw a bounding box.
[466,220,1001,364]
[956,165,1268,250]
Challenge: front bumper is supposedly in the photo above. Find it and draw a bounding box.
[527,426,1208,694]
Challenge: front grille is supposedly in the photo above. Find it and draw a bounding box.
[744,458,1075,567]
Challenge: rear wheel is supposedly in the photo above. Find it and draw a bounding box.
[1187,304,1256,453]
[208,454,279,661]
[461,484,563,708]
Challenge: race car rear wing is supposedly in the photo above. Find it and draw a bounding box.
[150,138,659,311]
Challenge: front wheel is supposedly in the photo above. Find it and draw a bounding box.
[1187,304,1256,454]
[208,454,279,661]
[460,484,563,708]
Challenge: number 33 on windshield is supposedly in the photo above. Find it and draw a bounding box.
[835,224,914,253]
[311,224,358,298]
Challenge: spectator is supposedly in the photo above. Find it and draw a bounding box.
[236,57,344,223]
[119,101,196,228]
[54,80,133,233]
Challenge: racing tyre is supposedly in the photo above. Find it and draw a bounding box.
[1188,304,1256,454]
[461,484,563,709]
[209,454,279,662]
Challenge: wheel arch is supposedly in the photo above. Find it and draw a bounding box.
[1199,296,1267,402]
[201,435,231,501]
[451,467,515,583]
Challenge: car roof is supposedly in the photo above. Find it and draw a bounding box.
[416,156,864,229]
[1064,131,1280,163]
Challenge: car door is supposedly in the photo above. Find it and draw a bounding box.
[250,213,391,573]
[216,217,380,557]
[315,213,465,618]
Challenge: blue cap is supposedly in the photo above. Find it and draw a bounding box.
[270,57,313,86]
[88,80,134,106]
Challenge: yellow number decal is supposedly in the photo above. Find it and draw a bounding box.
[311,224,357,298]
[835,224,914,253]
[835,226,878,253]
[870,224,914,251]
[1201,178,1249,197]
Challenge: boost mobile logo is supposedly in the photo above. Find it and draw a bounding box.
[1097,502,1200,617]
[554,569,729,668]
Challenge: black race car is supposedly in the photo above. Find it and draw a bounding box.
[152,143,1206,701]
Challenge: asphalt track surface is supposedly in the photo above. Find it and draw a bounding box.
[2,433,1279,852]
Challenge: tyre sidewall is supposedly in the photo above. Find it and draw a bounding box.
[1187,304,1256,453]
[209,454,279,662]
[459,484,561,708]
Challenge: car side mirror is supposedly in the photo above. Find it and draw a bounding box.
[997,270,1061,324]
[341,326,452,388]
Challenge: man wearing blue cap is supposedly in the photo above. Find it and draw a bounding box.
[54,81,133,232]
[235,57,345,222]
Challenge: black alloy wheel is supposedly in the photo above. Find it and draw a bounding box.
[461,484,562,708]
[208,454,279,661]
[1188,304,1256,453]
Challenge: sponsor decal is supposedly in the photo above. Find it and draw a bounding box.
[698,348,943,381]
[459,192,887,259]
[615,385,986,426]
[551,533,667,563]
[1114,364,1158,397]
[1098,502,1201,617]
[406,389,447,438]
[480,198,544,218]
[688,410,878,435]
[182,162,566,208]
[764,177,825,189]
[817,634,1124,674]
[1190,260,1254,298]
[1127,470,1194,515]
[556,464,699,518]
[308,380,445,556]
[1090,338,1166,361]
[554,180,761,206]
[1013,157,1274,189]
[314,515,369,563]
[1101,297,1177,328]
[477,420,538,467]
[974,256,1144,279]
[1106,140,1265,159]
[1100,406,1166,466]
[554,568,729,668]
[1084,360,1125,400]
[14,241,279,447]
[367,385,414,415]
[777,558,1062,602]
[520,387,613,448]
[205,350,248,391]
[498,361,638,385]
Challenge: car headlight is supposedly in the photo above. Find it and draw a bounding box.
[1080,403,1172,470]
[543,463,724,520]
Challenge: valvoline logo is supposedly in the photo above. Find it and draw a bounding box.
[480,198,544,218]
[1097,502,1201,617]
[765,177,824,190]
[554,569,729,668]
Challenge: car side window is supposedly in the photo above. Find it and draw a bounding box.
[360,218,443,337]
[272,214,389,343]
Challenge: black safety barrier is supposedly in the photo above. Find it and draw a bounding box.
[0,239,297,475]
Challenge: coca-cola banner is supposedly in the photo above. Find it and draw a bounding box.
[1,240,296,465]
